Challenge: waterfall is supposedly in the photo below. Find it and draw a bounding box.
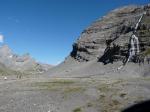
[117,11,147,70]
[134,35,140,54]
[126,11,147,64]
[134,13,145,32]
[117,34,140,70]
[127,34,140,62]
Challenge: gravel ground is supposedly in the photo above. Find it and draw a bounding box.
[0,74,150,112]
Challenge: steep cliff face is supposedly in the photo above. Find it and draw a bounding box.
[70,5,150,62]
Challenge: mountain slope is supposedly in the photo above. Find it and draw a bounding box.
[71,5,150,62]
[47,4,150,77]
[0,44,52,75]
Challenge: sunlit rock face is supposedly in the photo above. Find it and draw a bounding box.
[70,5,150,62]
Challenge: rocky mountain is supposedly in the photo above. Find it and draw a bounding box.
[47,4,150,78]
[1,4,150,112]
[70,5,150,63]
[0,44,52,75]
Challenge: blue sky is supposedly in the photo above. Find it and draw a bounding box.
[0,0,149,65]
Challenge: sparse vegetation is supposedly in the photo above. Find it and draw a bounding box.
[112,99,121,106]
[144,48,150,56]
[8,76,150,112]
[32,79,75,90]
[0,67,23,76]
[64,86,85,93]
[87,102,93,107]
[98,84,111,92]
[120,93,127,98]
[73,107,82,112]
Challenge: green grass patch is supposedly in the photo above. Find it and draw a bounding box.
[0,67,23,76]
[144,48,150,56]
[98,84,111,93]
[50,79,75,84]
[87,102,93,107]
[120,93,127,98]
[32,79,75,91]
[73,107,82,112]
[64,86,85,93]
[143,17,150,24]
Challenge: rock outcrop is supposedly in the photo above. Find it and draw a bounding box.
[70,5,150,63]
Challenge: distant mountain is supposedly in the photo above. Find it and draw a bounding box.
[0,44,52,75]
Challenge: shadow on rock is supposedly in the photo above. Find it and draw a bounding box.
[98,44,120,65]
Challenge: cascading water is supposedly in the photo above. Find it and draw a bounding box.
[117,11,146,70]
[135,12,146,31]
[126,12,146,63]
[127,34,140,62]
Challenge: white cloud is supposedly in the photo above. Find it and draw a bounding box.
[0,34,4,43]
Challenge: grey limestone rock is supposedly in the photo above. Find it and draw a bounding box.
[70,5,150,62]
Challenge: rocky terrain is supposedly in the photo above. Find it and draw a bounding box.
[0,44,52,75]
[48,4,150,78]
[1,76,150,112]
[71,5,150,62]
[41,4,150,112]
[47,5,150,77]
[0,4,150,112]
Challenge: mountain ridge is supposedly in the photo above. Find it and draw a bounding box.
[0,44,52,75]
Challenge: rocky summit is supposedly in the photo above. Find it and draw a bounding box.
[70,5,150,63]
[0,44,52,75]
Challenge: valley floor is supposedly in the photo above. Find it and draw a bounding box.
[0,75,150,112]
